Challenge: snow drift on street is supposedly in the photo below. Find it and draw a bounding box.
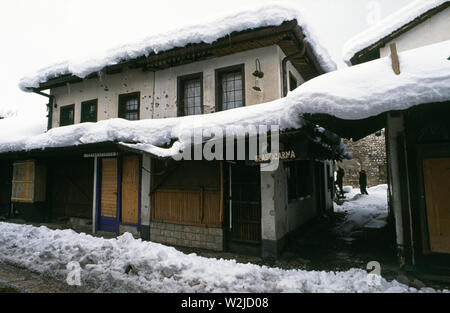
[334,185,389,237]
[0,222,446,293]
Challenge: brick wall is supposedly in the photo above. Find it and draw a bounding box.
[343,131,387,188]
[149,222,223,251]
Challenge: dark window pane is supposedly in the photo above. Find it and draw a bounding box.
[180,76,202,116]
[81,100,97,123]
[119,93,140,121]
[60,105,74,126]
[220,69,244,111]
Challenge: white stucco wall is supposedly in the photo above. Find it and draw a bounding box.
[380,7,450,57]
[51,68,155,127]
[50,44,304,127]
[261,159,320,242]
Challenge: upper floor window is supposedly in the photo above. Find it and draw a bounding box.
[119,92,140,121]
[215,64,245,111]
[289,72,298,92]
[81,99,98,123]
[60,104,74,126]
[177,73,203,116]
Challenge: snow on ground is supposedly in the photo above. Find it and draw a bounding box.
[19,3,336,92]
[0,221,446,293]
[334,185,389,238]
[342,0,449,65]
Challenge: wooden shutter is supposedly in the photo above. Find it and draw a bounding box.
[101,158,118,218]
[423,158,450,254]
[11,161,35,203]
[121,156,139,224]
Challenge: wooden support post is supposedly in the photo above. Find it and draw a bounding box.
[390,43,401,75]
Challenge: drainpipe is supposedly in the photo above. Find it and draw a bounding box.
[32,89,54,131]
[282,41,306,97]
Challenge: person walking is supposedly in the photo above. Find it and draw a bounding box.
[359,170,369,195]
[336,167,345,198]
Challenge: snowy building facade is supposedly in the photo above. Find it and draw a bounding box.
[0,5,344,257]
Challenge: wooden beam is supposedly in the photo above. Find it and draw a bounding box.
[390,43,401,75]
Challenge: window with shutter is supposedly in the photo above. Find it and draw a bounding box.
[11,161,35,203]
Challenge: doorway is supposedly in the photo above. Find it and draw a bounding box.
[97,155,141,233]
[226,163,261,254]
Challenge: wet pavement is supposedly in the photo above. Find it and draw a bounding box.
[0,261,88,293]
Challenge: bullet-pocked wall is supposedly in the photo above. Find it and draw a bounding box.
[50,44,304,126]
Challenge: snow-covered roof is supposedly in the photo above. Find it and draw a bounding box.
[287,39,450,120]
[2,40,449,156]
[19,3,337,92]
[343,0,450,66]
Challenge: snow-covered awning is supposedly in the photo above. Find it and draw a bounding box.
[343,0,450,66]
[3,40,449,156]
[19,3,337,92]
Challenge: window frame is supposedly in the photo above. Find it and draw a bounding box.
[118,92,141,121]
[80,99,98,123]
[215,64,245,112]
[177,72,204,117]
[60,104,75,126]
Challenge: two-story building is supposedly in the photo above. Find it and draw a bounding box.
[0,5,346,257]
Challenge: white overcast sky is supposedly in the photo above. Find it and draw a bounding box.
[0,0,413,117]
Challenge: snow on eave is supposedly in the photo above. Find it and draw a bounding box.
[342,0,450,66]
[19,3,336,92]
[4,41,449,158]
[288,40,450,120]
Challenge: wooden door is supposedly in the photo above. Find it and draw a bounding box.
[121,156,139,225]
[423,158,450,254]
[230,164,261,244]
[99,158,118,232]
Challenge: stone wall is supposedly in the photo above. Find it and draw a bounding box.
[149,222,223,251]
[342,131,387,188]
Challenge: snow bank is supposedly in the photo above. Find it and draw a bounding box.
[334,185,389,236]
[0,222,445,293]
[342,0,449,65]
[285,39,450,120]
[19,3,336,92]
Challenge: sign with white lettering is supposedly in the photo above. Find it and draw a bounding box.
[255,150,296,163]
[84,152,119,158]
